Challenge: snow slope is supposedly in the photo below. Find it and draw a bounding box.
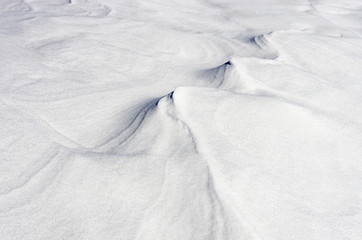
[1,0,362,239]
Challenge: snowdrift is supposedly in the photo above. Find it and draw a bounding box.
[1,0,362,239]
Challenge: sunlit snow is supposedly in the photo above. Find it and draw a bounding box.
[1,0,362,239]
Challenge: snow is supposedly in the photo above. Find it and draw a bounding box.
[1,0,362,239]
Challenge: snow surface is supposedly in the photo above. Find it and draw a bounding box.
[1,0,362,239]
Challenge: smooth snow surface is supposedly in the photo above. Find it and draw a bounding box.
[1,0,362,239]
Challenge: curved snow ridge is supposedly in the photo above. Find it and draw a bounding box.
[215,56,359,125]
[249,32,279,59]
[37,87,199,154]
[92,99,160,153]
[219,57,280,95]
[197,61,231,88]
[93,87,198,154]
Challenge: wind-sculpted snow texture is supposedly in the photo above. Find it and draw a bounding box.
[1,0,362,239]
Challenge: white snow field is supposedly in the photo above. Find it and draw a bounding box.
[1,0,362,239]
